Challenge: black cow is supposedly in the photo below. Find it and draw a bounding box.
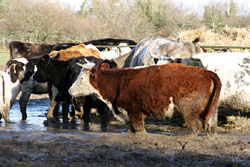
[33,55,117,131]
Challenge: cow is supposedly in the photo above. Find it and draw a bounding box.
[0,71,20,122]
[49,44,101,60]
[8,38,136,60]
[191,52,250,113]
[84,38,137,51]
[9,41,55,60]
[33,55,117,131]
[127,38,203,67]
[5,58,49,120]
[69,62,221,135]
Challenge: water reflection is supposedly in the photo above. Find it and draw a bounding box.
[0,98,49,131]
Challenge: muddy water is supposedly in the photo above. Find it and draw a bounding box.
[0,97,188,135]
[0,97,249,166]
[0,98,49,131]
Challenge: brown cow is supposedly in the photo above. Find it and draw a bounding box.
[69,62,221,135]
[49,44,100,60]
[9,41,55,60]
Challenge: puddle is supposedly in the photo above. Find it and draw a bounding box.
[0,98,49,131]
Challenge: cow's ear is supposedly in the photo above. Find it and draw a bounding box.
[42,54,50,63]
[101,63,110,70]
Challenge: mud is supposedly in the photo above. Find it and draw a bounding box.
[0,95,249,167]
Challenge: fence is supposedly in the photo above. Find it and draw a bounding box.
[200,46,250,53]
[95,45,250,52]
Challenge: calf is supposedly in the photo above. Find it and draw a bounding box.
[5,58,48,120]
[69,62,221,135]
[0,71,20,122]
[33,55,117,131]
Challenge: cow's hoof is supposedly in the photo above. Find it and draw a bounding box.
[43,120,48,126]
[101,126,107,132]
[83,124,90,131]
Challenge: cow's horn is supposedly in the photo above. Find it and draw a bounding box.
[76,63,92,70]
[84,58,90,64]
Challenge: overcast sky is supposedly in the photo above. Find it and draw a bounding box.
[56,0,250,15]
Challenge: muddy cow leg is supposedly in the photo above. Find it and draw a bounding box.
[182,110,202,135]
[47,98,58,121]
[96,100,110,132]
[204,105,218,134]
[127,111,145,134]
[62,101,70,123]
[19,91,32,120]
[82,97,91,130]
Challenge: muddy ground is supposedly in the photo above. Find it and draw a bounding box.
[0,95,249,167]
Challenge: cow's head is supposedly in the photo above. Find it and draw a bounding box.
[68,61,111,98]
[33,54,50,83]
[6,58,28,83]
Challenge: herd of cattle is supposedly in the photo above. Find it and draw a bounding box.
[1,37,250,135]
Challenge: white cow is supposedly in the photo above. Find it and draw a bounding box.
[129,37,203,67]
[0,71,20,122]
[193,52,250,112]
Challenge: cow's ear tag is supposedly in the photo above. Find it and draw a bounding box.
[101,63,110,70]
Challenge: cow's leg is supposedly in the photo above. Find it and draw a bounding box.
[127,111,145,134]
[19,91,32,120]
[62,101,70,123]
[47,98,58,122]
[182,110,202,135]
[82,102,91,131]
[96,100,111,132]
[204,107,218,134]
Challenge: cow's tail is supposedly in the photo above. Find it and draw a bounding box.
[203,71,222,134]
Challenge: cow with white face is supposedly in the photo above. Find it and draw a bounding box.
[69,61,221,135]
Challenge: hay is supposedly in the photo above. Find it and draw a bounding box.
[175,26,250,49]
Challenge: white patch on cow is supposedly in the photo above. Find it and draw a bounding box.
[85,44,100,53]
[34,65,38,72]
[119,43,131,56]
[14,58,28,65]
[163,97,177,119]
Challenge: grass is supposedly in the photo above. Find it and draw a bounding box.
[0,51,9,66]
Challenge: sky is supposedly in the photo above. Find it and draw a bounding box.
[55,0,250,15]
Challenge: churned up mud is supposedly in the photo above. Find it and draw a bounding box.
[0,95,249,167]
